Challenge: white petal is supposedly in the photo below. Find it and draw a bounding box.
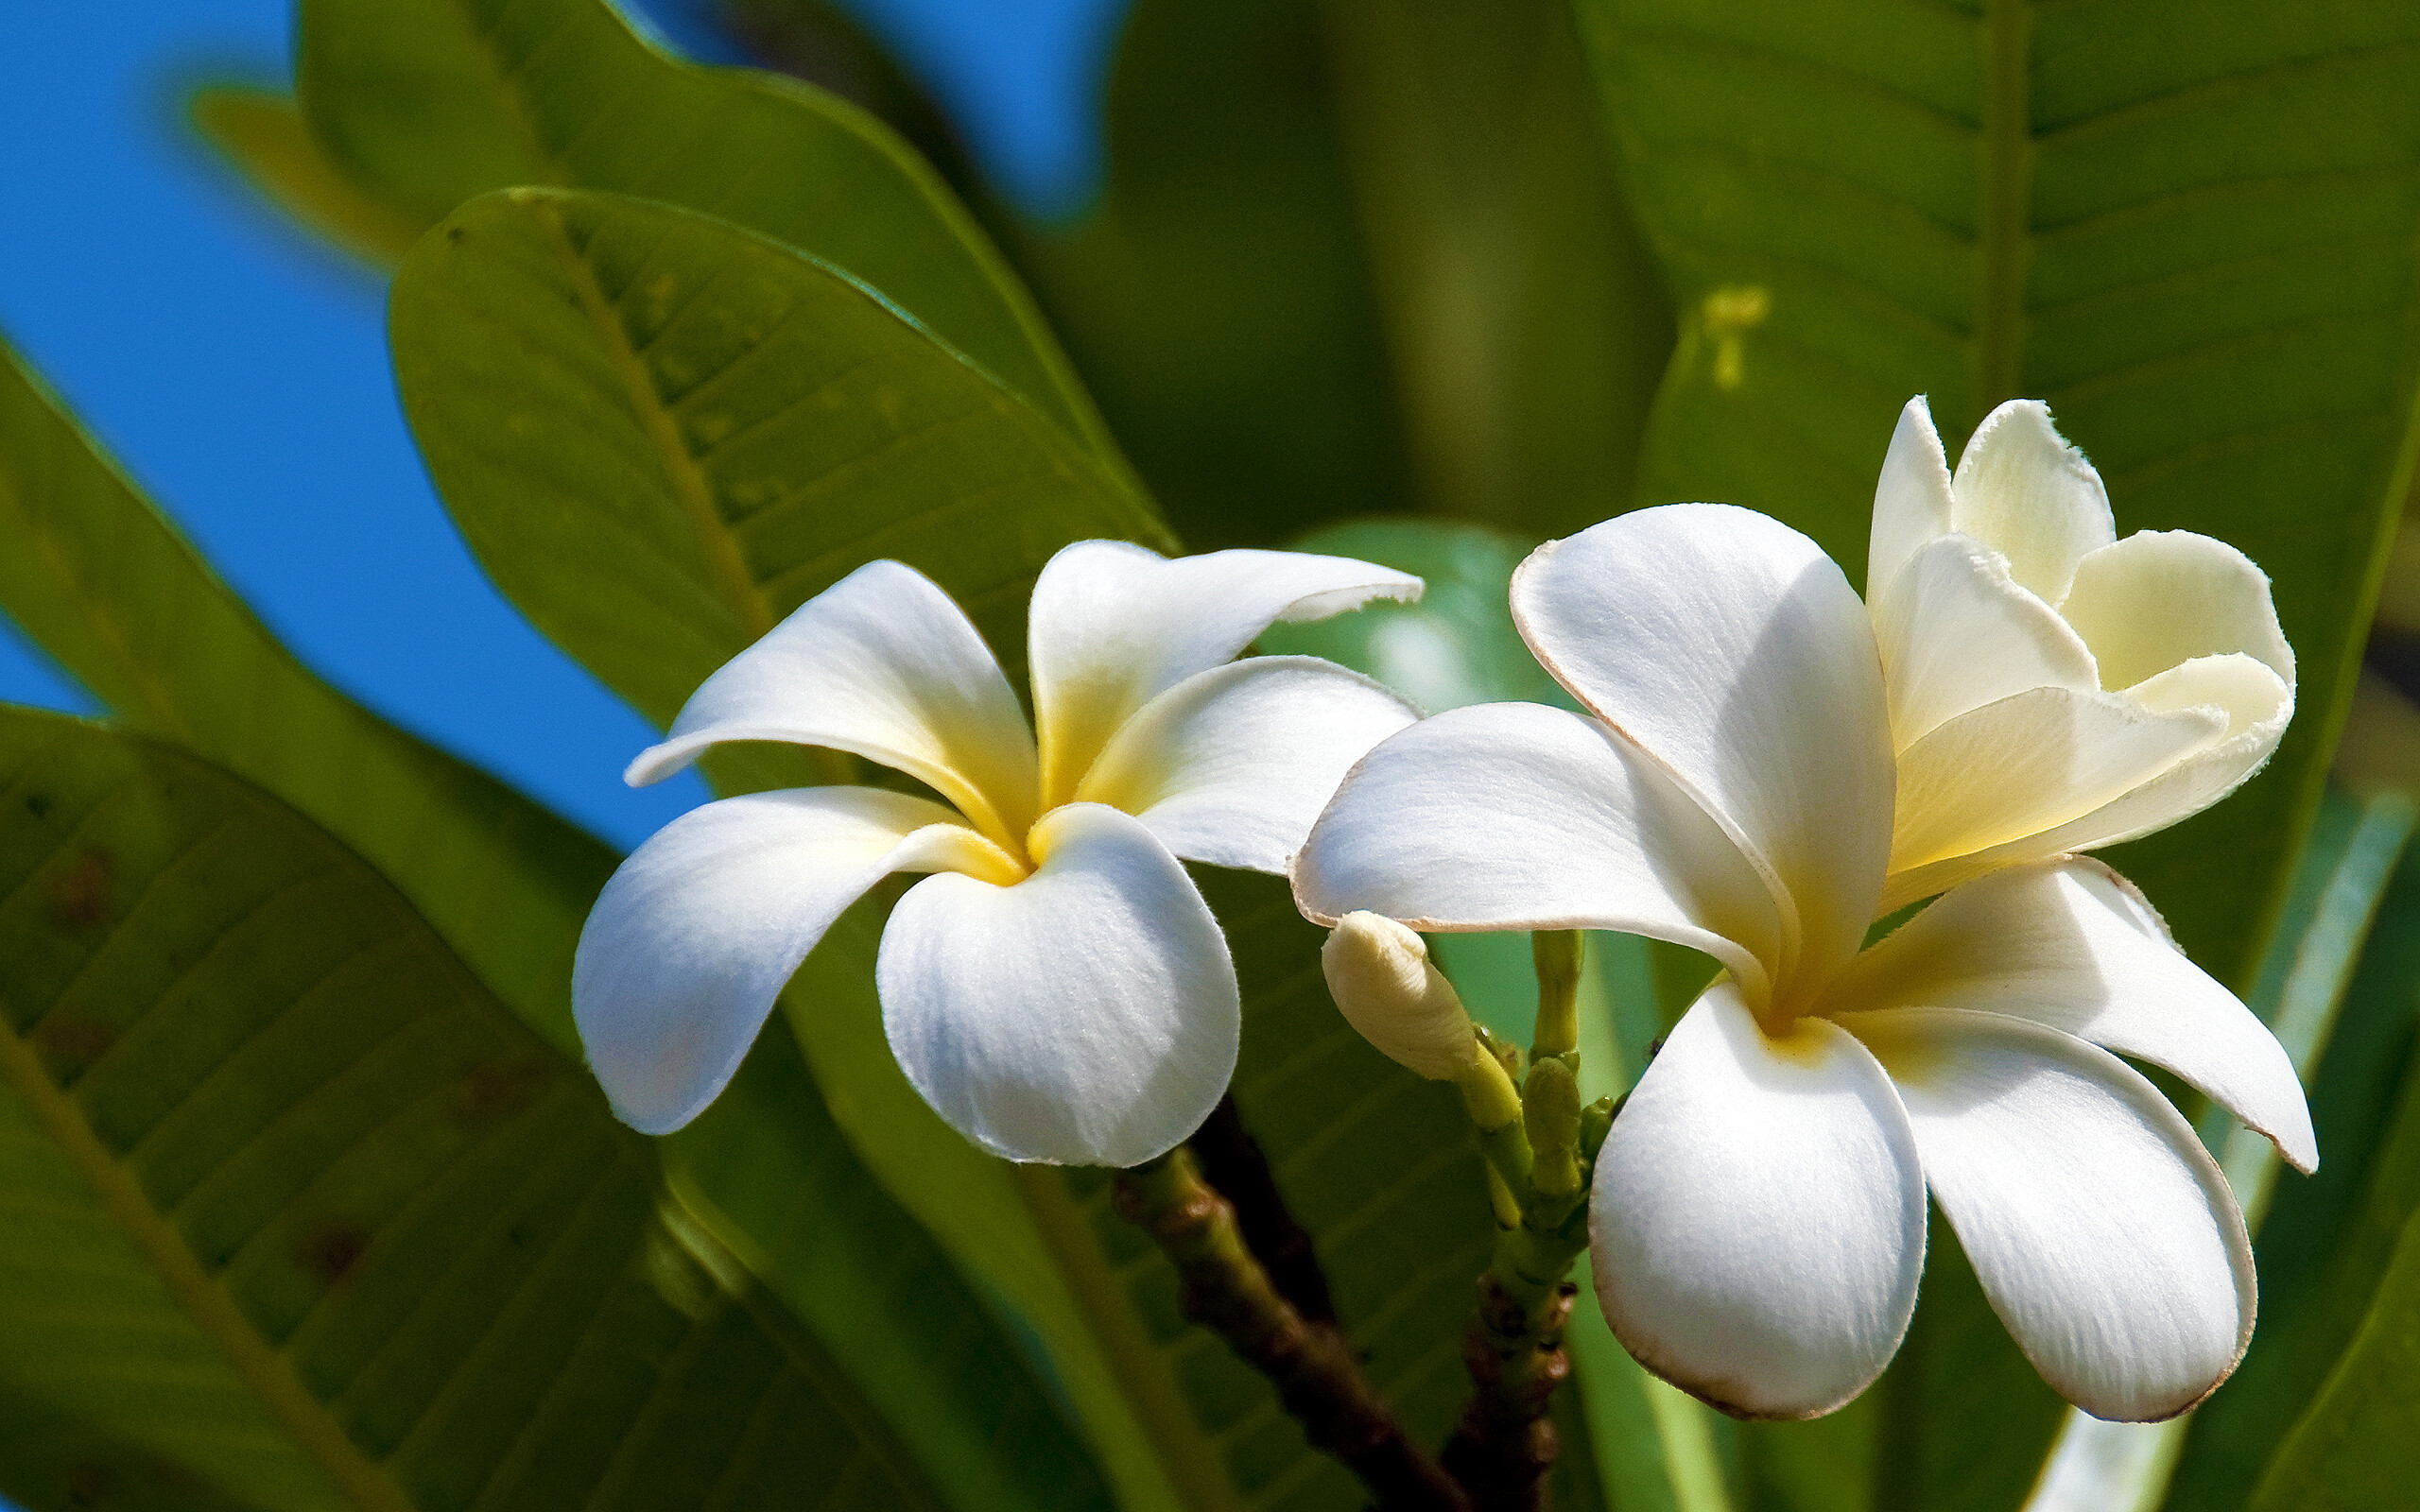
[626,559,1039,846]
[1290,702,1780,1005]
[877,803,1238,1166]
[1871,532,2100,746]
[1825,859,2315,1171]
[1074,656,1418,873]
[1512,504,1891,1001]
[1591,984,1926,1419]
[1838,1007,2256,1421]
[574,787,1017,1135]
[1028,541,1422,809]
[1890,686,2224,874]
[1949,401,2115,606]
[1866,395,1956,599]
[2060,530,2293,691]
[1880,656,2292,910]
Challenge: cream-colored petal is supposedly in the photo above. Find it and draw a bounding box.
[1866,395,1956,599]
[878,803,1237,1166]
[574,787,1018,1135]
[1512,504,1891,1002]
[1950,401,2115,606]
[627,559,1039,847]
[1028,541,1421,809]
[1890,686,2224,874]
[1074,657,1417,873]
[1880,656,2292,911]
[1840,1007,2256,1421]
[1824,858,2315,1171]
[1872,532,2100,746]
[1291,702,1781,1006]
[1592,984,1927,1419]
[2060,531,2292,690]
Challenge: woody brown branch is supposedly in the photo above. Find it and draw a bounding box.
[1114,1145,1471,1512]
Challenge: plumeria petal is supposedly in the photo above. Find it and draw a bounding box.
[1949,401,2115,605]
[878,803,1237,1166]
[1291,702,1780,1005]
[1028,541,1422,808]
[1866,395,1956,598]
[574,787,1019,1136]
[1871,533,2100,746]
[1591,984,1927,1419]
[1880,659,2292,911]
[1891,686,2224,874]
[2060,530,2293,690]
[1825,859,2315,1171]
[1512,504,1892,1000]
[1839,1007,2256,1421]
[626,559,1040,846]
[1074,656,1418,873]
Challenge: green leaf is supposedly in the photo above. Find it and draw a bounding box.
[0,708,1105,1512]
[0,334,607,1057]
[1320,0,1672,538]
[2167,793,2420,1512]
[189,86,431,268]
[1001,0,1414,550]
[388,186,1174,738]
[1574,0,2420,988]
[293,0,1117,461]
[2244,1206,2420,1511]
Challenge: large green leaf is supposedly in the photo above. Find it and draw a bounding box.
[0,709,1109,1512]
[0,335,607,1057]
[0,339,1116,1512]
[1000,0,1415,550]
[388,186,1173,737]
[1574,0,2420,987]
[1319,0,1672,538]
[294,0,1117,463]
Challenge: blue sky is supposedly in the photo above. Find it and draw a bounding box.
[0,0,1120,852]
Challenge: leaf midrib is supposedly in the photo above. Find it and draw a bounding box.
[0,1009,411,1512]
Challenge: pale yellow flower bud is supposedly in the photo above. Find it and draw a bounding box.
[1322,911,1479,1081]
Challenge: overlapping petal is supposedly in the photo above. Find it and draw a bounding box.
[1028,541,1421,807]
[574,787,1020,1135]
[878,803,1238,1166]
[1891,686,2225,876]
[1840,1007,2256,1421]
[1825,859,2315,1170]
[1512,504,1892,1000]
[1871,533,2098,745]
[1949,401,2116,605]
[1591,986,1927,1419]
[1075,656,1418,873]
[2061,530,2293,691]
[1865,395,1956,597]
[1291,702,1780,1004]
[626,559,1040,846]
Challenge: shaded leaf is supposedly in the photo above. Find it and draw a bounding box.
[0,334,607,1057]
[0,709,1103,1512]
[295,0,1117,459]
[1574,0,2420,988]
[189,86,430,269]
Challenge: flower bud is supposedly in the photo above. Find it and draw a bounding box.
[1322,912,1479,1081]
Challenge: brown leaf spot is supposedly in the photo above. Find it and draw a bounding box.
[300,1222,371,1286]
[49,848,113,931]
[450,1057,556,1130]
[35,1013,115,1079]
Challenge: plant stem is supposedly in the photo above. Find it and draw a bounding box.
[1186,1094,1338,1326]
[1115,1147,1473,1512]
[1441,1215,1588,1512]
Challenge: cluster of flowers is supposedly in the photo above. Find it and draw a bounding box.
[573,398,2307,1424]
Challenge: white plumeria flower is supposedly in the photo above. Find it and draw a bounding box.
[1294,504,2315,1421]
[1870,397,2294,911]
[575,541,1421,1166]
